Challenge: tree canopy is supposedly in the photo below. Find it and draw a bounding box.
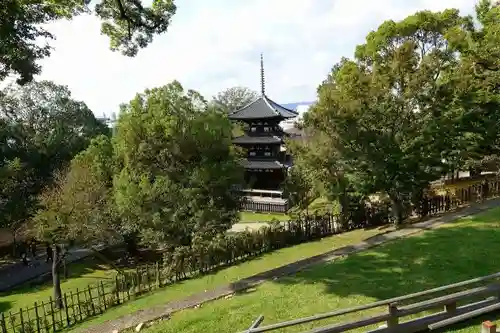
[0,80,108,235]
[293,1,500,224]
[211,86,259,114]
[0,0,177,84]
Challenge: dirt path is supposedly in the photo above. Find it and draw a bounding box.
[78,198,500,333]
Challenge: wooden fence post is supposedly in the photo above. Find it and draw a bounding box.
[75,289,82,321]
[19,308,24,333]
[87,285,96,316]
[481,321,497,333]
[64,293,70,326]
[99,281,107,311]
[445,301,457,314]
[40,301,49,332]
[156,262,161,288]
[0,312,6,333]
[49,297,56,332]
[145,264,151,291]
[115,276,121,305]
[387,302,399,328]
[34,302,41,333]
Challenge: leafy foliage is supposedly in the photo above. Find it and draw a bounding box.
[299,5,500,225]
[211,87,259,114]
[0,81,108,234]
[0,0,177,84]
[32,135,116,245]
[112,81,244,249]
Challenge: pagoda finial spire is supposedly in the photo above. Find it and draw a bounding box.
[260,53,265,96]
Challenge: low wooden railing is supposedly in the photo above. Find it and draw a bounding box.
[242,272,500,333]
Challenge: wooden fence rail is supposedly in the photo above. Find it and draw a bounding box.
[242,271,500,333]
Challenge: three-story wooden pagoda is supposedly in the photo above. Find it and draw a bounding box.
[228,54,298,191]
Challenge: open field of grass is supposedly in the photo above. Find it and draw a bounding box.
[142,207,500,333]
[58,225,392,332]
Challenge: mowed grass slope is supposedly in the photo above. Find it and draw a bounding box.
[144,207,500,333]
[60,225,390,332]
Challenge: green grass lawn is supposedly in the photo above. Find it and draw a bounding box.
[142,207,500,333]
[0,260,117,314]
[239,211,290,222]
[59,225,391,332]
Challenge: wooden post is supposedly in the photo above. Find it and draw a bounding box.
[481,321,497,333]
[445,301,457,313]
[87,285,96,316]
[33,302,40,333]
[145,264,150,291]
[41,301,49,332]
[156,262,161,288]
[69,291,77,323]
[136,267,141,294]
[125,275,131,301]
[115,276,121,305]
[64,293,70,326]
[99,281,107,311]
[19,308,24,333]
[0,312,7,333]
[76,289,83,321]
[387,302,399,328]
[95,283,103,314]
[7,312,13,333]
[49,297,56,332]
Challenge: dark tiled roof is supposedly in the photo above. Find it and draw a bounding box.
[242,160,284,169]
[228,95,299,120]
[233,135,283,145]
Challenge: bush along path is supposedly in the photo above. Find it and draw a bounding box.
[77,198,500,333]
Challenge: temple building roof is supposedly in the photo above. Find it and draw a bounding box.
[228,53,299,121]
[228,95,298,120]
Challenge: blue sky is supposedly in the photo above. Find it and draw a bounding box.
[36,0,476,117]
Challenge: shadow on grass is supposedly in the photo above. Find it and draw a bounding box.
[0,302,11,313]
[268,210,500,329]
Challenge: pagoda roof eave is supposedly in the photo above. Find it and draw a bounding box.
[228,95,299,121]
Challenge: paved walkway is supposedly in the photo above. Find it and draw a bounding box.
[0,246,102,292]
[79,198,500,333]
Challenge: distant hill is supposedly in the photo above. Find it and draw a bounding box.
[282,101,315,110]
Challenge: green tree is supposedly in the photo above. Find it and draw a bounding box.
[32,135,117,308]
[309,10,470,225]
[113,81,244,249]
[0,0,176,84]
[211,86,259,114]
[211,86,259,137]
[287,130,354,226]
[444,0,500,172]
[0,81,108,239]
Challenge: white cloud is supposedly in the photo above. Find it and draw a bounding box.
[37,0,476,117]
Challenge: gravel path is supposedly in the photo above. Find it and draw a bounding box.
[78,198,500,333]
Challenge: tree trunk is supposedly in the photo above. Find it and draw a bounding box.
[124,233,139,257]
[52,245,64,309]
[389,194,404,226]
[338,193,350,230]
